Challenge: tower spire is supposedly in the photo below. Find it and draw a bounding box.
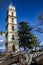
[10,0,12,5]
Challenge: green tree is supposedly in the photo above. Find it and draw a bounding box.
[18,21,33,50]
[38,12,43,25]
[37,12,43,33]
[31,35,40,50]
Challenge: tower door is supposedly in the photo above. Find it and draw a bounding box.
[12,45,15,52]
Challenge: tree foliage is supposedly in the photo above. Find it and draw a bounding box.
[37,12,43,33]
[31,35,40,47]
[18,21,40,50]
[38,12,43,25]
[32,13,43,34]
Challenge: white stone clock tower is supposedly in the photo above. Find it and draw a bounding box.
[6,3,19,52]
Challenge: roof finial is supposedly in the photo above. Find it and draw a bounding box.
[10,0,12,5]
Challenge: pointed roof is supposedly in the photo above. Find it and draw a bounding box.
[10,0,12,5]
[8,2,15,11]
[9,0,13,7]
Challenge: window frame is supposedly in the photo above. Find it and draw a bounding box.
[12,26,14,31]
[12,35,15,40]
[11,12,13,16]
[12,18,14,22]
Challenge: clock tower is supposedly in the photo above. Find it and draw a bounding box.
[6,3,19,52]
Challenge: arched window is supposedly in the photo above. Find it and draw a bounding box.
[11,12,13,16]
[12,35,15,40]
[12,45,15,52]
[12,26,14,31]
[12,18,14,22]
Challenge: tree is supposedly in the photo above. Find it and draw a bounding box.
[38,12,43,25]
[18,21,33,50]
[37,12,43,33]
[31,35,40,50]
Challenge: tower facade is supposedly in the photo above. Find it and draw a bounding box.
[6,4,19,52]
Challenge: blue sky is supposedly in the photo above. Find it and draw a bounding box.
[0,0,43,51]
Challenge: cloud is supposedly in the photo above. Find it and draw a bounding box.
[0,36,5,42]
[0,45,5,49]
[40,42,43,45]
[0,36,5,52]
[0,40,5,42]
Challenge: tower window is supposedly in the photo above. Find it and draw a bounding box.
[12,26,14,31]
[12,45,15,52]
[12,18,14,22]
[12,35,15,40]
[11,12,13,16]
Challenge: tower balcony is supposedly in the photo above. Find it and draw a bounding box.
[8,15,17,18]
[10,40,19,44]
[5,31,18,34]
[5,40,19,45]
[6,14,17,20]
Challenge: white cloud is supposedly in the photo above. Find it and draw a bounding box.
[40,42,43,45]
[0,40,5,42]
[0,45,5,49]
[0,36,5,42]
[0,36,5,52]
